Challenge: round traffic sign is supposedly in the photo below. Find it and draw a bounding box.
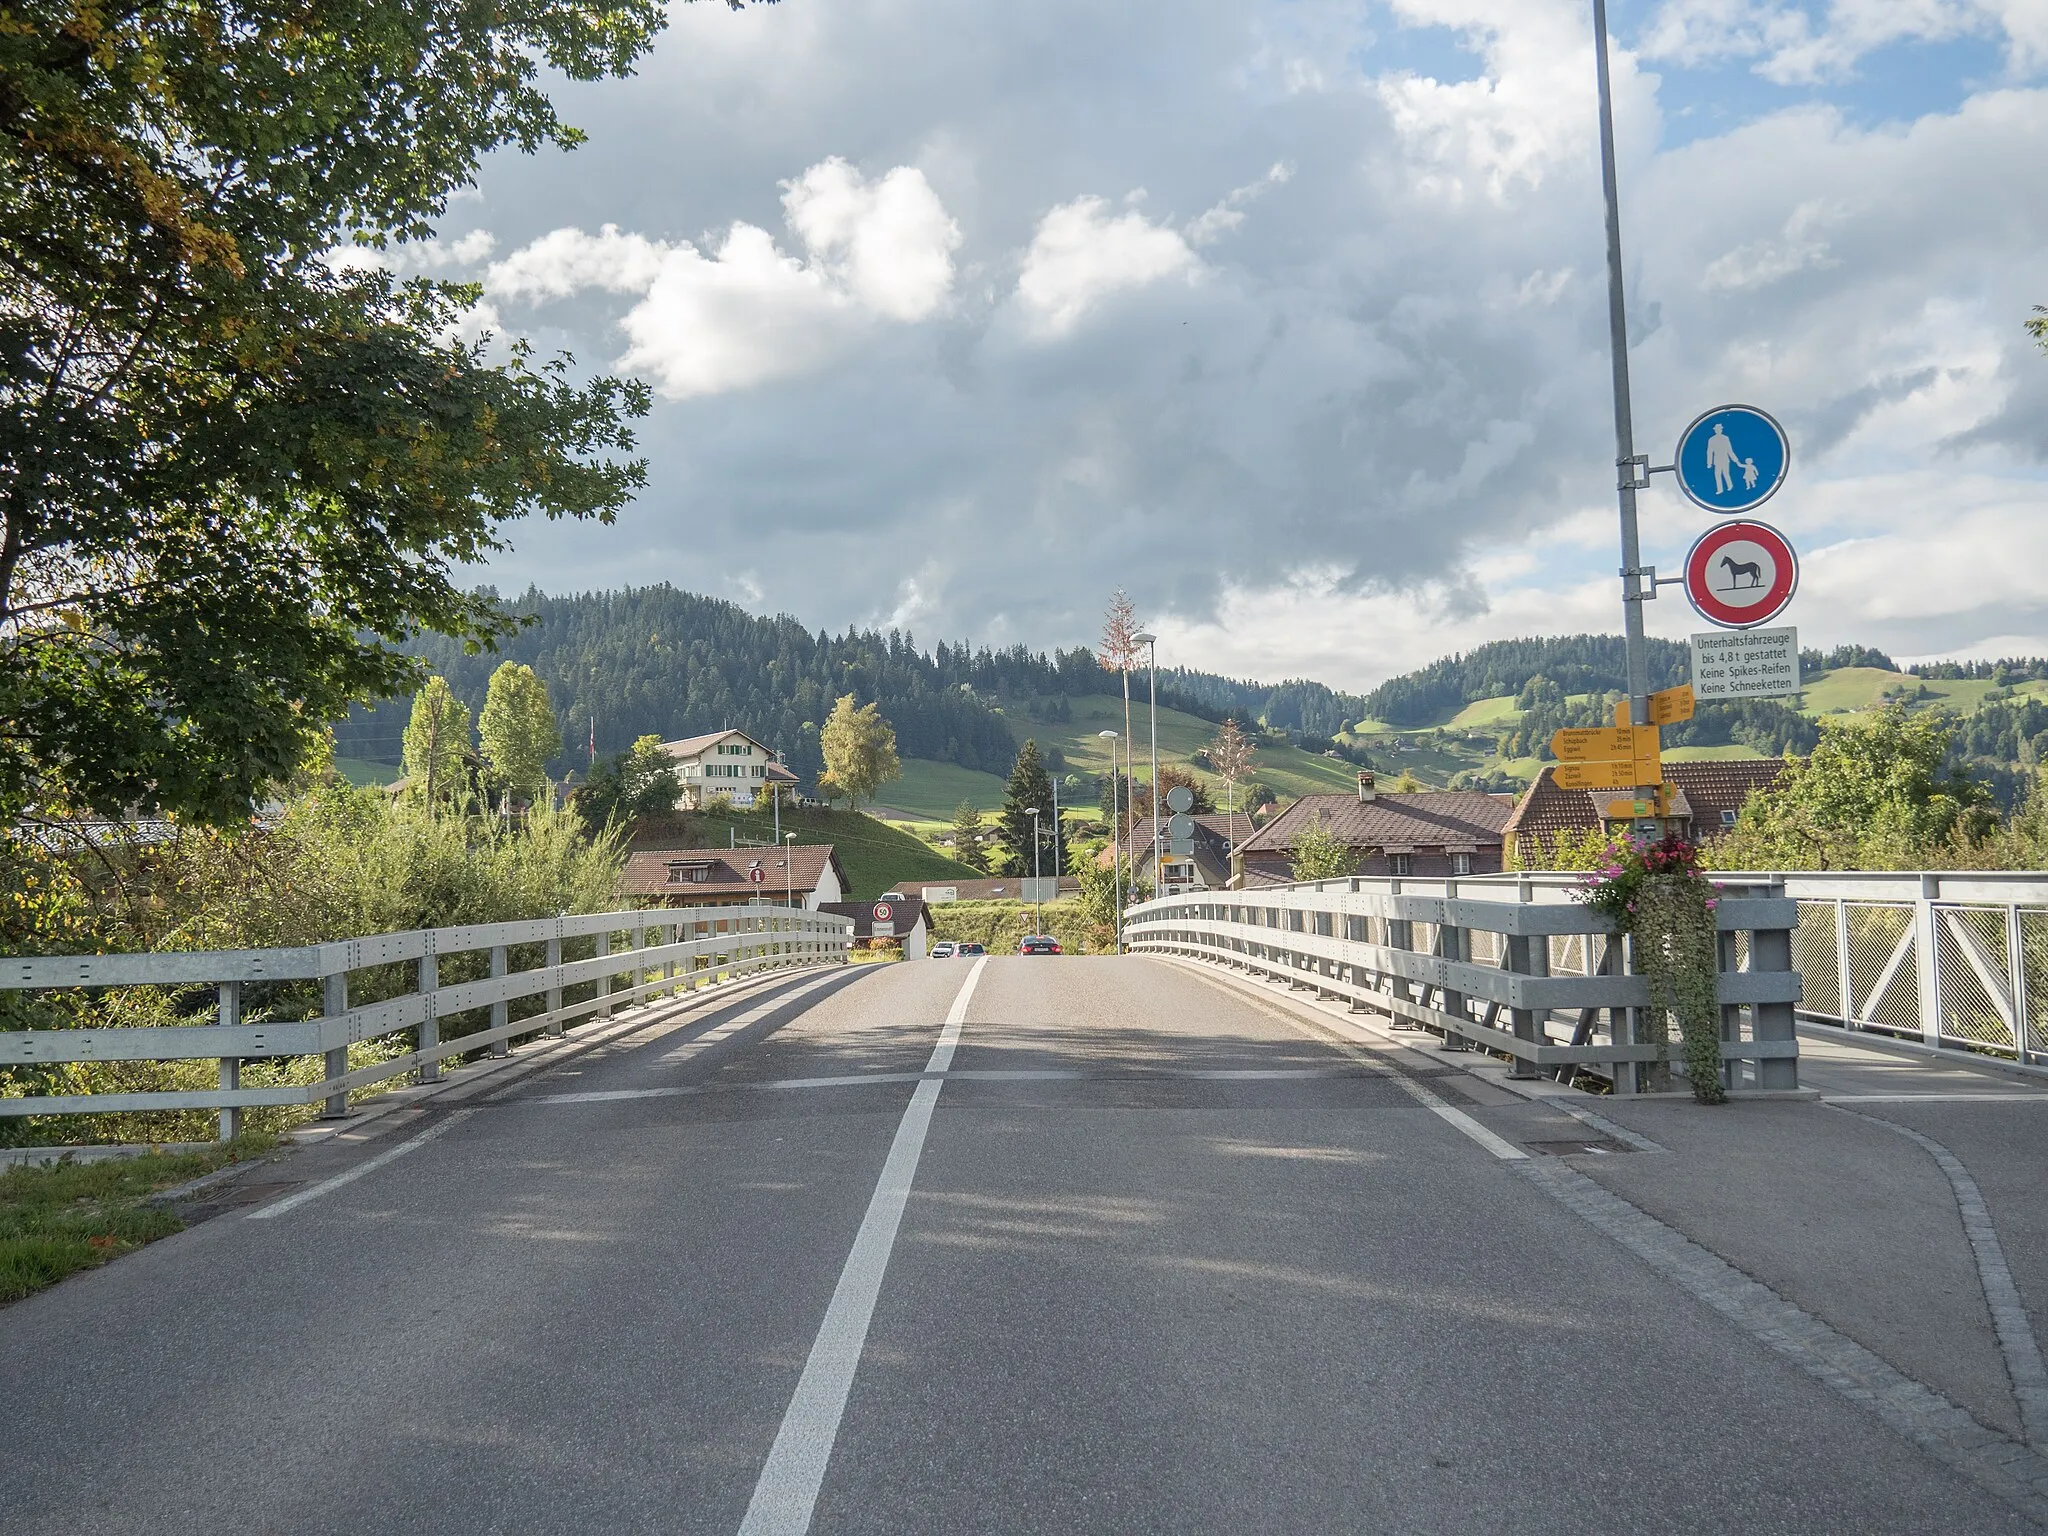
[1674,404,1789,514]
[748,865,765,883]
[1683,520,1798,629]
[873,901,893,921]
[1164,784,1195,814]
[1167,813,1196,841]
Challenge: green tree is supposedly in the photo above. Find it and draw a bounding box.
[571,735,680,833]
[950,800,991,873]
[1719,707,1995,869]
[998,740,1056,875]
[817,695,901,807]
[478,663,561,803]
[401,678,470,807]
[0,0,701,828]
[1287,811,1358,882]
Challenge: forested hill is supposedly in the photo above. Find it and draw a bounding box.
[334,586,1092,784]
[331,585,1380,786]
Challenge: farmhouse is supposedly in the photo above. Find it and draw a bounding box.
[657,729,799,811]
[1503,759,1791,864]
[622,845,847,910]
[1235,773,1513,883]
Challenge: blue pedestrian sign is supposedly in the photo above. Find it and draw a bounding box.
[1674,404,1788,515]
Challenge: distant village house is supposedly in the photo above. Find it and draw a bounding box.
[1236,773,1513,884]
[622,845,848,910]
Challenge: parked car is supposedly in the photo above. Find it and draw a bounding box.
[1018,935,1062,955]
[956,942,987,957]
[930,941,957,959]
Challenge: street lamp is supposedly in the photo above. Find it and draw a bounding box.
[1027,807,1043,937]
[784,831,797,910]
[1132,631,1160,900]
[1098,730,1122,954]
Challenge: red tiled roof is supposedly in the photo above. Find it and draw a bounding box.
[1502,759,1791,847]
[1238,792,1513,856]
[658,729,770,759]
[621,844,844,899]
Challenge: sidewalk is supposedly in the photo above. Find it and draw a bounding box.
[1169,956,2048,1496]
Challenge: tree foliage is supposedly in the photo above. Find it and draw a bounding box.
[1287,812,1358,882]
[571,734,680,833]
[1715,709,1995,869]
[478,662,560,802]
[998,740,1055,875]
[949,800,991,873]
[401,678,470,806]
[817,695,900,808]
[0,0,677,826]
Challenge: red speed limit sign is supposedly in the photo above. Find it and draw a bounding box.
[872,901,893,921]
[1683,519,1798,629]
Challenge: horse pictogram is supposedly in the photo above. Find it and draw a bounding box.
[1719,554,1765,591]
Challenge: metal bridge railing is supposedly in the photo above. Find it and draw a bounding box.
[1,904,853,1137]
[1125,874,1803,1095]
[1780,873,2048,1067]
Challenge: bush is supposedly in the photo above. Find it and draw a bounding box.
[2,783,625,1146]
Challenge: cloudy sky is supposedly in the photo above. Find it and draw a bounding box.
[406,0,2048,693]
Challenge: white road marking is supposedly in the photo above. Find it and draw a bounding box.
[737,957,987,1536]
[246,1110,476,1220]
[1167,962,1529,1161]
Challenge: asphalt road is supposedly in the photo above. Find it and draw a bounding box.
[0,956,2033,1534]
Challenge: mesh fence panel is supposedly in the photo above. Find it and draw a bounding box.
[1467,929,1505,968]
[1795,904,1841,1019]
[1847,905,1917,1033]
[1935,907,2014,1051]
[2021,912,2048,1059]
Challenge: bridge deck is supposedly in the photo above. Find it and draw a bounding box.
[2,956,2042,1533]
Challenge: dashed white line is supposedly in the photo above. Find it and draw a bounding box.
[246,1111,476,1220]
[736,957,987,1536]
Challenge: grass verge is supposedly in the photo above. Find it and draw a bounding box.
[0,1135,277,1306]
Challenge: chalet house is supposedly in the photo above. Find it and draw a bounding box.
[819,898,931,959]
[1096,813,1256,895]
[622,845,847,910]
[1503,759,1790,864]
[658,729,800,811]
[1235,773,1513,884]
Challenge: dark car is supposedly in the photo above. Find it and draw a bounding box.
[956,942,987,957]
[1018,936,1062,955]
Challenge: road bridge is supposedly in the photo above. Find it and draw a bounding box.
[6,953,2048,1532]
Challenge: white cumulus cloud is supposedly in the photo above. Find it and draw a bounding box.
[486,160,959,398]
[1014,196,1200,335]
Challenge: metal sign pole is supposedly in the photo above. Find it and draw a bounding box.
[1592,0,1651,738]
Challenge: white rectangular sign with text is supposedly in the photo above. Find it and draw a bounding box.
[1689,627,1801,700]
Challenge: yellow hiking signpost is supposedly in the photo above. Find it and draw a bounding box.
[1550,721,1663,789]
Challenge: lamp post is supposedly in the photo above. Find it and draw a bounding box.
[1098,729,1122,954]
[1027,807,1043,936]
[1591,0,1651,735]
[1132,631,1160,898]
[784,832,797,909]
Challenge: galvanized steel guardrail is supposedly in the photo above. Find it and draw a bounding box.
[1124,874,1802,1094]
[1,903,853,1136]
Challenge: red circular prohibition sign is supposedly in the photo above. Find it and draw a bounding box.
[1683,519,1798,629]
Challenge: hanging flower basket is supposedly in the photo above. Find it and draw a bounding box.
[1576,833,1727,1105]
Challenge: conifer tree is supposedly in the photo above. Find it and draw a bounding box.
[999,741,1056,875]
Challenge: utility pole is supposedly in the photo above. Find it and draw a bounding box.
[1593,0,1652,738]
[1133,632,1161,893]
[1028,807,1043,936]
[1099,730,1122,954]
